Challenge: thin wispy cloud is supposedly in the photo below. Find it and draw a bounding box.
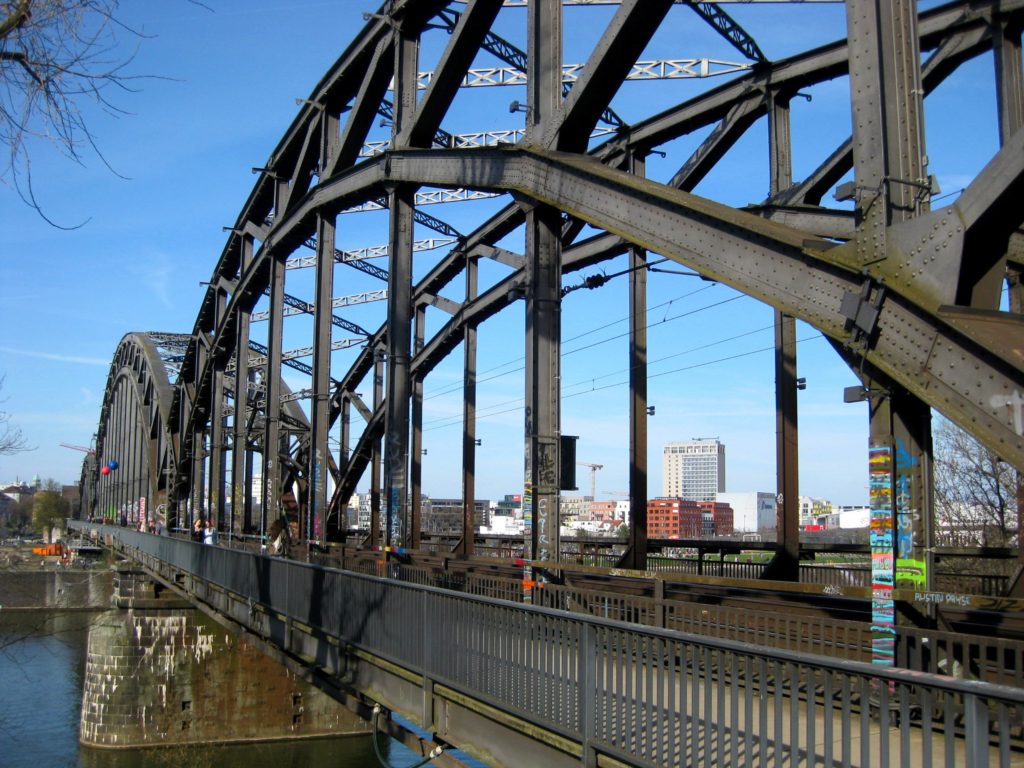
[0,346,109,366]
[127,253,174,308]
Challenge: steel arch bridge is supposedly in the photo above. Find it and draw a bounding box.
[84,0,1024,592]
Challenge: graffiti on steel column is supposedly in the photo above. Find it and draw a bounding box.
[522,417,533,559]
[521,481,534,603]
[537,496,550,562]
[894,438,927,590]
[521,483,533,553]
[312,448,323,540]
[535,438,556,563]
[266,458,277,520]
[990,390,1024,435]
[388,486,400,544]
[868,443,895,667]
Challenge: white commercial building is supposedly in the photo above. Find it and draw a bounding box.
[663,439,726,501]
[716,491,776,533]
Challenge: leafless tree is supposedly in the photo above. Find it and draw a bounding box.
[0,1,150,223]
[0,375,32,455]
[933,416,1020,547]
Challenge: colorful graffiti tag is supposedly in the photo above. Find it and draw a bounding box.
[894,438,927,590]
[869,443,896,667]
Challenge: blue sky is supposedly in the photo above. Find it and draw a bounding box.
[0,1,1004,505]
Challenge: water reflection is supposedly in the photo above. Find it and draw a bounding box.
[79,735,383,768]
[0,611,391,768]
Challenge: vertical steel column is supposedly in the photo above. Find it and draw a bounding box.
[116,384,127,521]
[460,255,479,557]
[132,381,143,524]
[243,437,255,536]
[209,291,228,531]
[109,385,119,520]
[172,391,188,530]
[106,385,116,519]
[339,394,351,531]
[191,426,205,528]
[371,351,385,549]
[262,251,286,545]
[992,18,1024,593]
[232,236,254,537]
[523,0,563,578]
[126,380,137,524]
[624,152,648,572]
[767,88,801,581]
[101,397,111,520]
[770,313,800,580]
[310,211,337,546]
[144,373,159,524]
[846,0,933,653]
[310,107,340,546]
[384,21,418,548]
[114,373,123,518]
[122,385,132,521]
[994,19,1024,147]
[411,305,426,549]
[192,338,209,528]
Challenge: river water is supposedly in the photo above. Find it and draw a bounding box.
[0,603,466,768]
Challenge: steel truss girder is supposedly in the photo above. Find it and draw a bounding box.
[250,290,387,322]
[435,4,626,129]
[191,0,1006,385]
[265,288,372,337]
[260,146,1024,470]
[164,0,1024,527]
[286,239,454,268]
[409,58,753,90]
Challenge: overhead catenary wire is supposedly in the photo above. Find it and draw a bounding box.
[421,331,826,432]
[419,290,751,426]
[422,280,723,404]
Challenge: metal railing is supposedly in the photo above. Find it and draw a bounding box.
[79,523,1024,767]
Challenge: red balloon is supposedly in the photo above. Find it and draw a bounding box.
[101,465,111,476]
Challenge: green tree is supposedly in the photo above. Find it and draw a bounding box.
[32,478,68,536]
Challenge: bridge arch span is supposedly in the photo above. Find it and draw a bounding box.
[91,333,182,526]
[81,0,1024,585]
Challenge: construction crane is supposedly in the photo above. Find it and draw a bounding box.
[576,462,603,500]
[60,442,95,455]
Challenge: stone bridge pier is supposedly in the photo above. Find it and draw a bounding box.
[80,564,368,749]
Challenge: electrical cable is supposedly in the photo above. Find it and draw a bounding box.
[371,705,444,768]
[421,333,827,433]
[421,284,729,407]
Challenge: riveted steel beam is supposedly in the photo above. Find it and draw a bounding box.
[400,0,505,149]
[261,147,1024,473]
[557,0,675,153]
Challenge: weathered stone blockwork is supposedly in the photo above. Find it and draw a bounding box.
[80,607,367,748]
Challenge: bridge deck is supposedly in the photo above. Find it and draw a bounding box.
[77,523,1024,768]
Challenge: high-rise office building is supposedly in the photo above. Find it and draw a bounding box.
[662,438,726,500]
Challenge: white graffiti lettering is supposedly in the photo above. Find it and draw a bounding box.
[990,390,1024,436]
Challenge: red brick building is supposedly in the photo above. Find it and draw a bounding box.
[648,497,734,538]
[698,501,735,536]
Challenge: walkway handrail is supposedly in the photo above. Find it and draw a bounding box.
[78,521,1024,767]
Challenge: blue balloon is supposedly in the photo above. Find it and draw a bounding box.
[108,460,119,471]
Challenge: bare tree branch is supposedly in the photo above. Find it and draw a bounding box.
[934,417,1019,547]
[0,375,33,456]
[0,0,179,223]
